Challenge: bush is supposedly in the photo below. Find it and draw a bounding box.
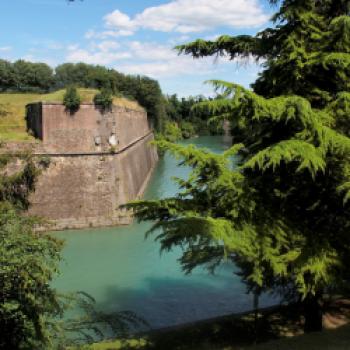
[63,85,81,112]
[163,121,182,142]
[0,203,64,349]
[93,89,113,111]
[180,121,196,139]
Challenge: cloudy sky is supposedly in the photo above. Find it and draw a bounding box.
[0,0,273,96]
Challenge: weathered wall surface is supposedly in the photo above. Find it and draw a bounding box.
[114,108,149,149]
[26,103,150,153]
[117,133,158,203]
[11,104,158,230]
[27,133,157,230]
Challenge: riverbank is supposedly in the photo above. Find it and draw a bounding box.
[75,297,350,350]
[55,136,349,349]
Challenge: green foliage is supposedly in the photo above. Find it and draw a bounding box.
[0,148,146,348]
[62,292,148,347]
[0,203,64,350]
[54,63,118,92]
[180,121,196,139]
[94,88,113,111]
[125,0,350,331]
[55,63,166,131]
[0,152,39,210]
[162,121,183,142]
[0,60,166,131]
[131,76,167,131]
[165,94,223,136]
[0,59,54,93]
[0,148,65,349]
[63,85,81,112]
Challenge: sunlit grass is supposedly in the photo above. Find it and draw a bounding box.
[69,338,149,350]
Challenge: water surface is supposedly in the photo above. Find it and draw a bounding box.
[53,136,273,329]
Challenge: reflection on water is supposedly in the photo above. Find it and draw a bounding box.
[52,136,274,329]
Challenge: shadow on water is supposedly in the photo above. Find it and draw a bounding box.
[97,273,275,330]
[53,136,276,334]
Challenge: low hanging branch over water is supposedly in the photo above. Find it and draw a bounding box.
[125,0,350,334]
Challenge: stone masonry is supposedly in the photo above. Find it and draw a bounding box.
[20,103,158,230]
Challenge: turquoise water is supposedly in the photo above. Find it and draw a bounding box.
[53,136,273,330]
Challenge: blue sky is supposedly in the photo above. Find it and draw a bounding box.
[0,0,273,96]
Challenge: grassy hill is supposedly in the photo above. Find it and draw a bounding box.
[0,89,144,141]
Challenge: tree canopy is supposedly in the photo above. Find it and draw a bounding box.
[165,94,223,137]
[0,150,65,349]
[0,60,166,131]
[0,59,54,93]
[126,0,350,332]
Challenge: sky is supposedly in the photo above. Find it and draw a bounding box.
[0,0,274,96]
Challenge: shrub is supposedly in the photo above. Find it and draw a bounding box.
[0,204,64,349]
[180,121,196,139]
[93,89,113,111]
[163,121,182,142]
[63,85,81,112]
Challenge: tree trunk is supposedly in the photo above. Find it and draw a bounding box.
[253,289,260,344]
[303,293,323,333]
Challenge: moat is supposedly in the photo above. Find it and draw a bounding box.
[52,136,274,330]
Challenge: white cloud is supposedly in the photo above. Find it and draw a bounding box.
[85,30,98,40]
[46,41,64,50]
[114,41,232,78]
[105,9,134,30]
[66,47,131,65]
[103,0,269,36]
[116,58,211,78]
[65,41,174,68]
[0,46,12,52]
[128,41,175,60]
[64,39,229,78]
[95,41,121,52]
[75,0,268,82]
[85,29,133,40]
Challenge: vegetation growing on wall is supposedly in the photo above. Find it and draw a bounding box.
[93,88,114,111]
[63,85,81,113]
[0,89,144,141]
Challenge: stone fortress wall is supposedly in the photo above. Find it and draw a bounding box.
[22,103,158,230]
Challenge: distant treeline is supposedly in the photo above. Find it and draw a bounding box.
[0,59,166,131]
[0,59,222,136]
[163,94,224,140]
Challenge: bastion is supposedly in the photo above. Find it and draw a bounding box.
[7,102,158,230]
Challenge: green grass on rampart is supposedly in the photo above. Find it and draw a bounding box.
[0,89,143,141]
